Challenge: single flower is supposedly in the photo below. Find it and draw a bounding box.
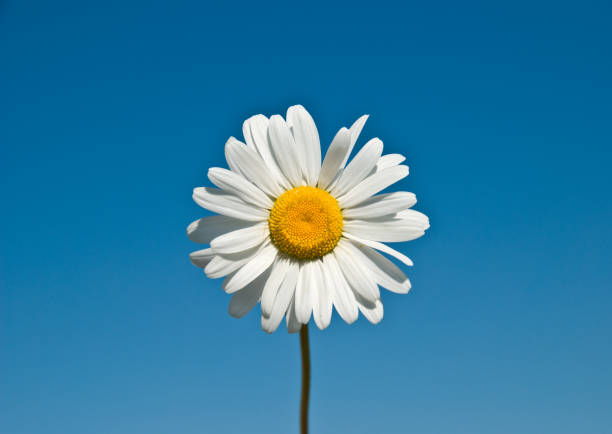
[188,105,429,333]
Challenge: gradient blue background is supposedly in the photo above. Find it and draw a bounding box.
[1,1,611,433]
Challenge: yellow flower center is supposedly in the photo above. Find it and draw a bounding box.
[269,186,343,260]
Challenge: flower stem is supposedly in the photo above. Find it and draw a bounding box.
[299,324,310,434]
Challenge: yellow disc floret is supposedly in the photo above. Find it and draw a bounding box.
[269,186,343,260]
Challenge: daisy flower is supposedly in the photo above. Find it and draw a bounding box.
[188,105,429,333]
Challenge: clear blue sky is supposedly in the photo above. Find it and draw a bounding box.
[1,1,611,433]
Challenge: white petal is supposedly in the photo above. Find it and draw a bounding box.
[331,138,383,197]
[260,256,291,317]
[311,260,332,330]
[337,165,409,209]
[222,242,277,293]
[242,115,291,190]
[208,167,273,209]
[318,127,351,190]
[189,248,214,268]
[357,297,384,324]
[261,315,276,333]
[334,240,380,304]
[342,192,417,220]
[224,137,248,177]
[261,260,299,333]
[340,114,369,168]
[193,187,268,221]
[322,254,358,324]
[269,114,303,187]
[294,262,314,324]
[225,138,285,197]
[242,114,267,151]
[376,154,405,172]
[286,296,302,333]
[287,105,321,186]
[342,232,414,267]
[350,241,411,294]
[210,223,269,254]
[309,271,320,325]
[228,268,269,318]
[343,216,428,242]
[396,209,431,227]
[187,215,255,244]
[204,243,263,279]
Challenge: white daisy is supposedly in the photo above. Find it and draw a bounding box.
[188,105,429,333]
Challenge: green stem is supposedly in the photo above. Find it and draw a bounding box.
[299,324,310,434]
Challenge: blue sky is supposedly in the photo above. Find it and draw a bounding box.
[1,1,611,433]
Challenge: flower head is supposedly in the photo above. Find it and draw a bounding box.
[188,105,429,333]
